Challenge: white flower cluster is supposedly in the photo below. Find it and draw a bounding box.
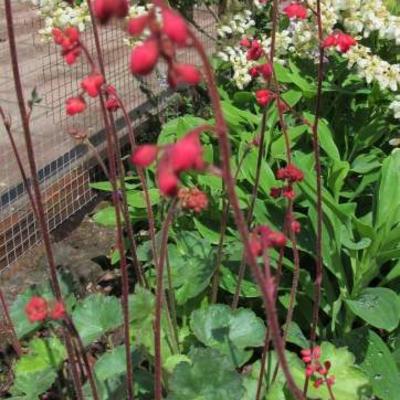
[344,44,400,92]
[216,2,400,121]
[254,0,267,10]
[217,46,254,89]
[332,0,400,45]
[389,96,400,120]
[217,11,255,38]
[27,0,90,40]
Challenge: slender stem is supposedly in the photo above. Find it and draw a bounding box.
[0,106,38,219]
[112,90,159,268]
[86,2,135,397]
[64,316,99,400]
[326,381,336,400]
[189,29,304,400]
[84,138,110,181]
[211,146,250,304]
[305,0,325,394]
[255,329,271,400]
[3,2,82,397]
[155,201,177,400]
[232,109,268,309]
[0,289,22,357]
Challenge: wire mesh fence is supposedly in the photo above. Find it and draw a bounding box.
[0,3,216,273]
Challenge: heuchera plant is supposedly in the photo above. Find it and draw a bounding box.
[2,0,400,400]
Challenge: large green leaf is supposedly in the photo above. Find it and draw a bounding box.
[345,288,400,331]
[167,347,244,400]
[83,345,152,399]
[126,188,160,209]
[190,304,265,367]
[167,232,216,305]
[340,328,400,400]
[158,115,209,145]
[11,337,66,398]
[374,150,400,232]
[72,294,123,346]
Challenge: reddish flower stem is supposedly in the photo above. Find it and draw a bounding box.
[86,3,135,398]
[305,0,325,393]
[0,288,22,357]
[255,328,271,400]
[211,146,251,304]
[154,200,177,400]
[3,1,83,396]
[231,108,268,309]
[188,29,304,400]
[112,90,159,267]
[64,316,100,400]
[0,106,38,220]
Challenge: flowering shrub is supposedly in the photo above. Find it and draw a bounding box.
[2,0,400,400]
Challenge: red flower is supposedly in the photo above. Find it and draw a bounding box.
[131,144,158,167]
[128,15,149,36]
[162,9,189,46]
[130,39,160,75]
[106,97,120,111]
[258,63,273,80]
[249,67,260,78]
[256,89,275,107]
[170,131,205,173]
[240,37,251,48]
[63,48,81,65]
[276,164,304,182]
[290,219,301,234]
[178,188,208,213]
[270,187,282,198]
[156,162,180,197]
[81,73,105,97]
[268,231,287,247]
[25,297,48,323]
[246,40,264,61]
[323,32,356,53]
[283,3,308,20]
[169,64,201,87]
[50,302,66,320]
[336,32,357,53]
[250,226,287,256]
[282,185,295,199]
[66,96,86,116]
[93,0,129,23]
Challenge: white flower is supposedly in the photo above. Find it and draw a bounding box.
[389,96,400,119]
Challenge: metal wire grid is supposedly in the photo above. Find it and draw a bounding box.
[0,3,216,273]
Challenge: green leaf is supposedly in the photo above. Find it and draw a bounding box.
[126,188,160,208]
[158,115,209,145]
[283,322,309,349]
[167,347,244,400]
[93,206,120,227]
[83,345,152,399]
[374,149,400,231]
[12,337,66,398]
[167,232,216,305]
[219,265,260,298]
[290,342,371,400]
[340,328,400,400]
[72,294,123,345]
[345,288,400,331]
[190,304,265,367]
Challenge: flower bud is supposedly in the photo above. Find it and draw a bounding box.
[130,39,159,75]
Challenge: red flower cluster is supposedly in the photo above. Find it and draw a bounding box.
[93,0,129,24]
[250,225,287,257]
[323,32,357,53]
[283,3,308,20]
[249,63,273,81]
[241,38,264,61]
[25,296,66,323]
[178,187,208,213]
[128,7,201,88]
[270,163,304,200]
[52,27,81,65]
[301,346,335,389]
[131,127,207,196]
[256,89,275,107]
